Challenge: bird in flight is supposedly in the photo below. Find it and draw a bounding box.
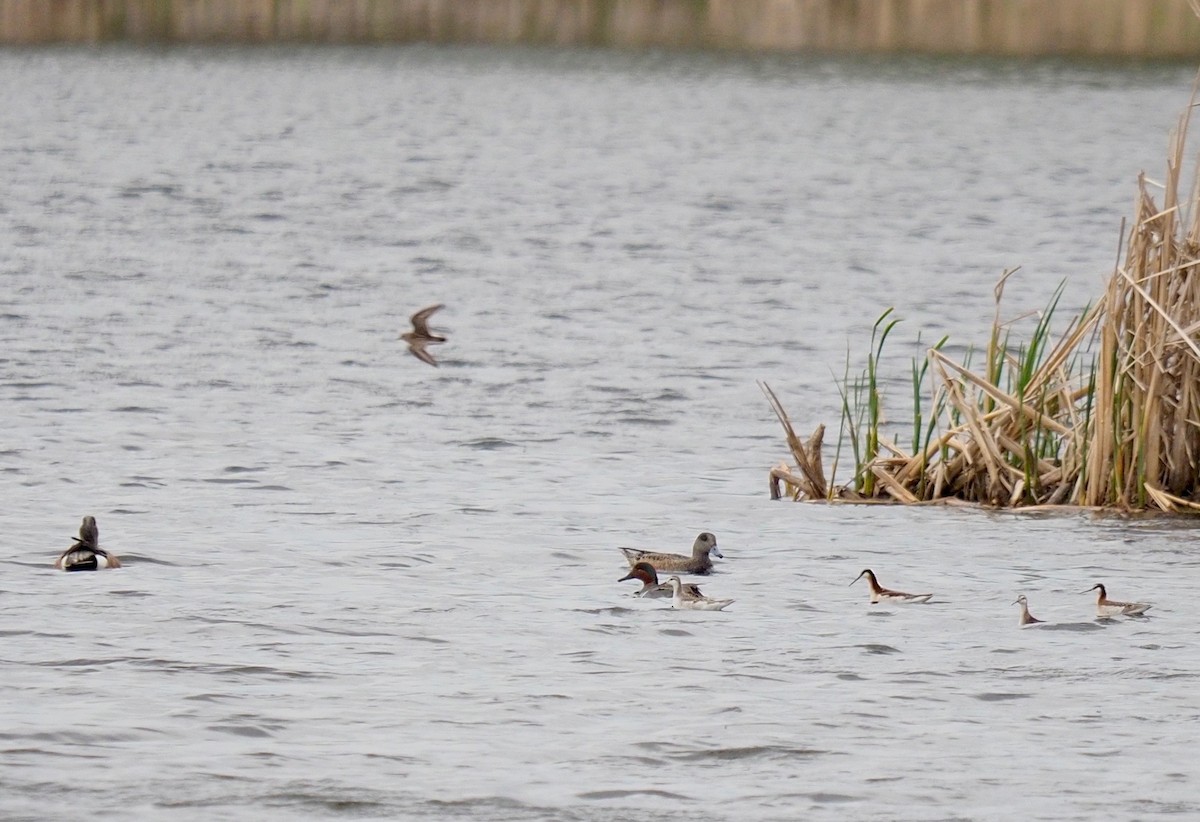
[400,303,446,367]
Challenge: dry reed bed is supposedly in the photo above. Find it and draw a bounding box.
[767,86,1200,513]
[3,0,1200,57]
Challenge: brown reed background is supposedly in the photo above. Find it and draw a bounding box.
[2,0,1200,57]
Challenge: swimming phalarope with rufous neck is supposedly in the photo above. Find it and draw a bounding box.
[850,569,932,604]
[618,532,722,575]
[1082,583,1151,617]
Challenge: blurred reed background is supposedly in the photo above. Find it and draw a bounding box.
[3,0,1200,57]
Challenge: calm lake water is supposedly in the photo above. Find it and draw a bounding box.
[2,46,1200,821]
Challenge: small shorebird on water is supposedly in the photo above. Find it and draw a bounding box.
[55,515,121,571]
[618,532,722,575]
[1012,594,1043,625]
[619,561,706,599]
[400,303,446,367]
[1083,583,1151,617]
[665,576,734,611]
[850,569,933,604]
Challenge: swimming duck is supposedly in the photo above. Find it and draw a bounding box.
[665,576,733,611]
[1083,583,1151,617]
[850,569,932,604]
[618,532,722,575]
[619,561,705,599]
[55,515,121,571]
[1012,594,1043,625]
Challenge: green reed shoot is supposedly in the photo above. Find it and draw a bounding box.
[911,333,948,498]
[834,351,864,494]
[862,308,899,497]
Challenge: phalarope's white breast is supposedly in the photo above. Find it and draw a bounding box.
[850,569,932,604]
[1082,583,1151,617]
[1012,595,1043,625]
[618,561,705,599]
[665,576,733,611]
[618,532,722,575]
[55,515,121,572]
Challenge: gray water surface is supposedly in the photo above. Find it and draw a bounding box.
[2,47,1199,820]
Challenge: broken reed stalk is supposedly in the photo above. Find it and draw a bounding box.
[761,381,828,500]
[766,79,1200,512]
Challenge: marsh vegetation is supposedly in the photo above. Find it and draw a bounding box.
[767,87,1200,513]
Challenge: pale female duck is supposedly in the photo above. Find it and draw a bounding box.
[665,576,733,611]
[1012,595,1043,625]
[619,561,706,600]
[1083,583,1151,617]
[55,515,121,571]
[619,532,722,575]
[850,569,932,604]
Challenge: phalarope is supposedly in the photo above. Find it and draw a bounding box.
[665,576,733,611]
[850,569,932,604]
[55,515,121,571]
[1082,583,1151,617]
[400,303,446,367]
[619,561,705,599]
[618,532,722,575]
[1012,595,1043,625]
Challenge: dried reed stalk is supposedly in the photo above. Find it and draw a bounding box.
[761,381,828,500]
[766,77,1200,512]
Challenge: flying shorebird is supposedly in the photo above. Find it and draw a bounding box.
[400,303,446,367]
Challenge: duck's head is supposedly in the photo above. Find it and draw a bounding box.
[618,562,658,585]
[694,532,722,559]
[76,515,99,547]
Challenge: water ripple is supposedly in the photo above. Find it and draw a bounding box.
[1,46,1196,822]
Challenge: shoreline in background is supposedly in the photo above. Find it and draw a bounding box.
[3,0,1200,59]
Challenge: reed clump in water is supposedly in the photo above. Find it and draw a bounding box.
[766,88,1200,513]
